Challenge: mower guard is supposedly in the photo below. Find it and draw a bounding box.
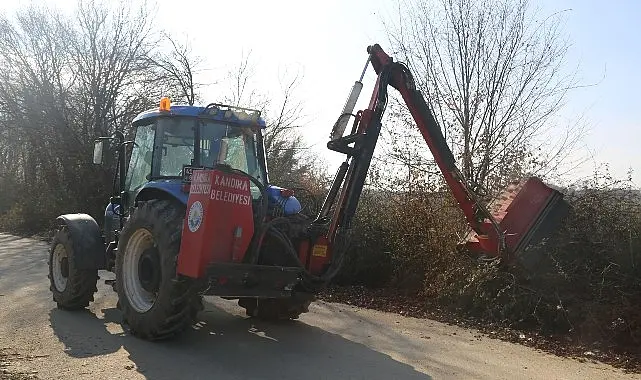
[461,177,569,270]
[55,213,105,270]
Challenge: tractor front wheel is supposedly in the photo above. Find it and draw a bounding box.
[116,199,200,340]
[48,227,98,310]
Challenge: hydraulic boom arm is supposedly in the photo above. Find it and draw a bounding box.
[318,44,502,255]
[313,41,571,284]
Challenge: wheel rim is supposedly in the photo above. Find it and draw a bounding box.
[123,228,160,313]
[51,243,68,292]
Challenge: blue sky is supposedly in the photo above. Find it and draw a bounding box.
[539,0,641,185]
[2,0,640,186]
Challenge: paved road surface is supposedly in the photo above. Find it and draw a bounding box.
[0,233,638,380]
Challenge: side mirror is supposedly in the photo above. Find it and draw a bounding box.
[93,140,104,165]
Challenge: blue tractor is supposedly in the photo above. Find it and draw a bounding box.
[48,98,321,340]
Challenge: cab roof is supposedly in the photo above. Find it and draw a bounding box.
[132,104,267,128]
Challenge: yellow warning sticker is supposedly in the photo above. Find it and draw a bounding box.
[312,245,328,257]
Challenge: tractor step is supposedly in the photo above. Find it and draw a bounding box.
[202,263,303,298]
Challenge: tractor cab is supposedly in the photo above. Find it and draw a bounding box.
[123,99,269,208]
[98,98,301,253]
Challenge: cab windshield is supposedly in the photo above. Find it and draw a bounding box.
[157,117,265,183]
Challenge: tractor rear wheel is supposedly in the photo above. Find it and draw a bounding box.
[48,227,98,310]
[116,199,201,340]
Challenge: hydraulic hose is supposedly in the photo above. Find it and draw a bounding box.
[249,214,334,288]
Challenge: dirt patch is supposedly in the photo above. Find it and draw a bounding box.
[320,285,641,373]
[0,349,40,380]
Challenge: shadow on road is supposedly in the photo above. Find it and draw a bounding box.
[49,299,432,380]
[0,234,428,379]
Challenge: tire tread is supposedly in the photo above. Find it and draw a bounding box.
[116,199,201,341]
[48,227,98,310]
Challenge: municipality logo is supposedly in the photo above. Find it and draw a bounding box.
[188,201,203,232]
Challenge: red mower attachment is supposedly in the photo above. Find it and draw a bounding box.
[349,43,571,270]
[461,177,569,269]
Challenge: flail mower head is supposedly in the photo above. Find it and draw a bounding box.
[460,177,570,270]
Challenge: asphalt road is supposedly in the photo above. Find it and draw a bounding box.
[0,233,639,380]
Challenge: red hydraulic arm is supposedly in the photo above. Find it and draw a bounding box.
[317,44,503,261]
[366,44,494,240]
[313,43,568,282]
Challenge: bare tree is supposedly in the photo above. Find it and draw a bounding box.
[385,0,582,193]
[262,69,306,180]
[221,56,323,187]
[147,34,203,105]
[0,5,77,199]
[70,0,157,137]
[222,50,268,110]
[0,1,200,232]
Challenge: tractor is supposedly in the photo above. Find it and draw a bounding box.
[48,44,569,340]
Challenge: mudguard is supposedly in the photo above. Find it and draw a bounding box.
[136,180,188,205]
[56,213,106,270]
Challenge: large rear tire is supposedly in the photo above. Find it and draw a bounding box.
[48,227,98,310]
[116,199,200,340]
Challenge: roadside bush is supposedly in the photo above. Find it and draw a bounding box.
[0,187,67,235]
[439,183,641,348]
[334,190,394,288]
[339,168,641,352]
